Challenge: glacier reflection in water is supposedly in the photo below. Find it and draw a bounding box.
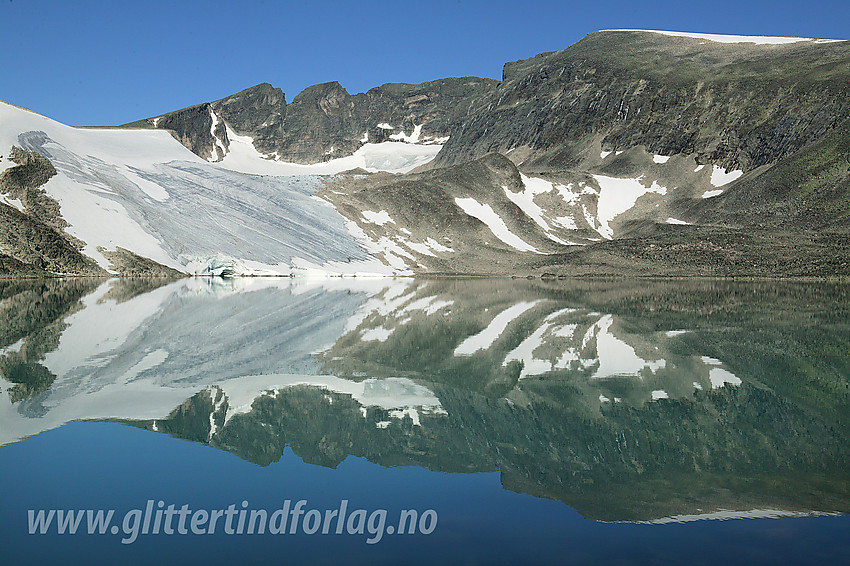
[0,276,849,527]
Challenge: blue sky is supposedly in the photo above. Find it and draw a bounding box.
[1,0,847,126]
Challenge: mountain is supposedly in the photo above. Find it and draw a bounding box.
[2,30,849,278]
[124,78,497,164]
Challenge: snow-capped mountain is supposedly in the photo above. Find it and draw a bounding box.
[2,29,849,278]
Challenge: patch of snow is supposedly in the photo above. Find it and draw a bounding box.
[360,131,368,143]
[121,167,169,202]
[402,240,436,256]
[651,390,669,400]
[389,124,423,144]
[555,183,582,206]
[455,301,541,356]
[122,349,169,382]
[592,174,668,239]
[665,330,689,337]
[641,508,834,525]
[666,217,690,225]
[503,307,577,379]
[702,189,724,199]
[694,164,705,172]
[552,216,579,230]
[375,420,391,429]
[219,122,441,176]
[708,367,742,389]
[424,237,453,253]
[362,210,395,225]
[455,197,539,253]
[361,326,394,342]
[208,108,227,161]
[377,123,394,129]
[710,166,744,187]
[1,195,25,212]
[599,394,610,403]
[602,29,847,45]
[400,295,453,316]
[389,406,422,426]
[653,154,671,163]
[600,150,613,159]
[592,315,666,378]
[507,176,554,231]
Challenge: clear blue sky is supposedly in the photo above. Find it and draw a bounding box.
[1,0,847,126]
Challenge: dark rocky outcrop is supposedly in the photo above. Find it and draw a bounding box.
[433,31,850,174]
[130,78,497,163]
[0,148,106,276]
[98,246,185,278]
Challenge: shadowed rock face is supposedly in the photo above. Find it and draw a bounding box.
[433,31,850,172]
[0,147,105,276]
[133,78,498,164]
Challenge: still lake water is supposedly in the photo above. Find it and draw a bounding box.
[1,277,848,565]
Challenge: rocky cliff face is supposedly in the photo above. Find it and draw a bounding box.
[434,31,850,172]
[131,77,497,164]
[0,147,105,276]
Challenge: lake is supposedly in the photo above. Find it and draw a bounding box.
[1,277,848,565]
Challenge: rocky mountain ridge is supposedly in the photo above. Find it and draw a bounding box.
[126,77,497,164]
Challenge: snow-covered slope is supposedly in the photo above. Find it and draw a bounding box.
[0,101,439,276]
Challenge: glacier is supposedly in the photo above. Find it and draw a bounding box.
[0,100,440,276]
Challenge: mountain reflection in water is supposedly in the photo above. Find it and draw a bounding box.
[1,276,848,523]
